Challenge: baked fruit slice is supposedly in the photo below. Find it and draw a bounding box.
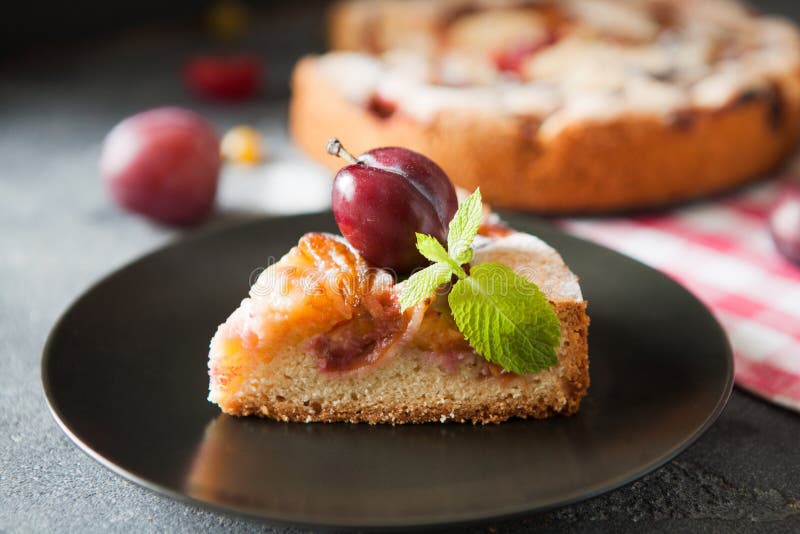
[208,228,588,424]
[209,143,589,423]
[291,0,800,213]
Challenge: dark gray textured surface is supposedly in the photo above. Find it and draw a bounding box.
[2,4,800,533]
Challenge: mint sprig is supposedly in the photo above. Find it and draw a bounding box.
[399,189,562,374]
[449,263,561,374]
[446,188,483,265]
[399,261,452,310]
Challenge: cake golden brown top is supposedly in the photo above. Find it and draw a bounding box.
[321,0,800,136]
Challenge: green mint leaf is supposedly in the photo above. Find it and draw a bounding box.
[448,262,561,374]
[416,233,465,278]
[415,233,451,264]
[399,262,453,311]
[398,189,562,375]
[447,188,483,265]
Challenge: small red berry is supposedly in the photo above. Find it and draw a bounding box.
[183,54,262,101]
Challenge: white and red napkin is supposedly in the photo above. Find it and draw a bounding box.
[561,172,800,412]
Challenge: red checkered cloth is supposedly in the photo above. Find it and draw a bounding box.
[560,175,800,413]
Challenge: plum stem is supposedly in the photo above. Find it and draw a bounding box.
[326,138,361,165]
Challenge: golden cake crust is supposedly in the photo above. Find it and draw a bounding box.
[216,301,588,424]
[290,55,800,213]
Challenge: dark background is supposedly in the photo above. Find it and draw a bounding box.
[1,0,799,54]
[0,1,330,57]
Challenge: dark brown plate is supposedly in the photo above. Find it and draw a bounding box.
[42,212,733,529]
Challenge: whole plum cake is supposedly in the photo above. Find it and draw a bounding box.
[290,0,800,213]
